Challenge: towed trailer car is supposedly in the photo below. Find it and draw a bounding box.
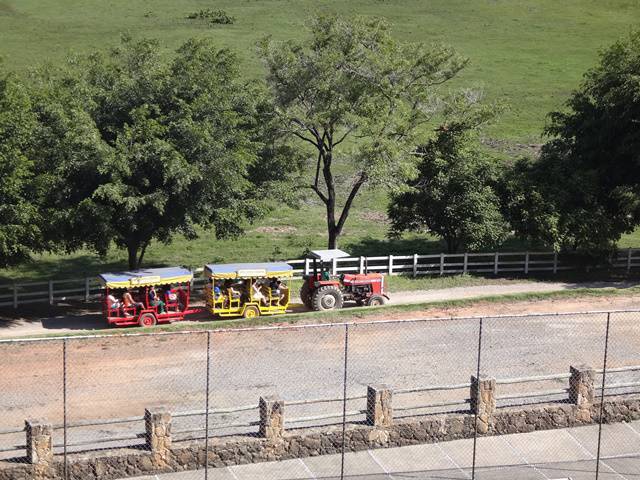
[98,267,196,327]
[205,262,293,318]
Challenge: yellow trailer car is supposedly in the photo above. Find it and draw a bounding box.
[204,262,293,318]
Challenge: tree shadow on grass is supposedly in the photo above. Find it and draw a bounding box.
[345,235,546,257]
[0,255,175,283]
[344,236,446,256]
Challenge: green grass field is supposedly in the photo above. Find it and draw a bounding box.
[1,0,639,282]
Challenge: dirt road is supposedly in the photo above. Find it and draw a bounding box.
[1,280,639,339]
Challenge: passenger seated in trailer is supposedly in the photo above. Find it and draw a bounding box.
[251,280,268,306]
[270,278,288,305]
[123,290,144,314]
[107,292,130,317]
[149,286,166,314]
[165,285,184,311]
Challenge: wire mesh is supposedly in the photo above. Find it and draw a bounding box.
[597,311,640,479]
[476,312,609,479]
[3,311,640,479]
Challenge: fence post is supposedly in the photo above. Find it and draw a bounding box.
[366,385,393,428]
[388,255,393,275]
[569,365,595,422]
[145,407,172,458]
[13,284,18,309]
[553,251,558,274]
[627,248,632,273]
[463,253,468,274]
[48,280,53,305]
[259,396,285,439]
[439,253,444,275]
[494,252,499,275]
[412,254,418,278]
[470,375,496,434]
[25,419,53,467]
[304,258,310,276]
[332,257,338,276]
[359,256,365,274]
[84,278,90,303]
[524,252,530,274]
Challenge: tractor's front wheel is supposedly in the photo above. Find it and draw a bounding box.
[367,295,386,307]
[312,285,344,311]
[300,282,313,309]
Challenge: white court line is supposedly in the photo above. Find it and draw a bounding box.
[500,435,549,480]
[565,430,596,459]
[226,466,240,480]
[625,421,640,440]
[565,429,627,480]
[367,449,395,479]
[298,458,317,479]
[435,443,472,479]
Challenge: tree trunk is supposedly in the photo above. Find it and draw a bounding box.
[127,243,139,270]
[328,226,339,249]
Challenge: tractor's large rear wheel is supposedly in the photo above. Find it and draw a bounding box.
[300,282,313,309]
[311,285,344,311]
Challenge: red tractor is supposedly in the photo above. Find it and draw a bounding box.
[300,250,389,311]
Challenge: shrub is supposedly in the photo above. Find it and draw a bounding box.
[186,9,235,25]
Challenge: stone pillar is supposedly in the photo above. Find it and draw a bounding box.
[145,407,172,457]
[470,375,496,434]
[569,365,595,421]
[366,385,393,428]
[259,396,284,439]
[25,419,53,466]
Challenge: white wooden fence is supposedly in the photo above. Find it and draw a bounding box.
[1,249,639,308]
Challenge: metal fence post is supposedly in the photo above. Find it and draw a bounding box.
[463,253,468,274]
[439,253,445,275]
[49,280,54,306]
[388,255,394,275]
[627,248,632,273]
[553,251,558,274]
[340,323,350,480]
[595,313,611,480]
[13,284,18,309]
[204,331,211,479]
[412,254,418,277]
[471,318,484,480]
[494,252,499,275]
[84,278,90,303]
[63,338,68,480]
[524,252,530,274]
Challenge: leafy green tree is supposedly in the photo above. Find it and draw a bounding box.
[32,37,296,269]
[389,100,508,253]
[504,30,640,252]
[259,15,466,249]
[0,71,39,266]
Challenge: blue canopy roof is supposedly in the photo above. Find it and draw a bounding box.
[98,267,193,288]
[205,262,293,279]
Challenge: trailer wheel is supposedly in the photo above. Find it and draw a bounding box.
[243,306,260,318]
[312,286,344,311]
[300,282,313,309]
[367,295,386,307]
[138,313,157,327]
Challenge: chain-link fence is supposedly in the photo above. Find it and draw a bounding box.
[1,311,640,479]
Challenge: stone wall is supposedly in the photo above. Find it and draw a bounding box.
[3,396,640,480]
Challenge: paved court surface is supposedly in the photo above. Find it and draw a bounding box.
[125,421,640,480]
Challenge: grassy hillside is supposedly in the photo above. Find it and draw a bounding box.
[0,0,639,282]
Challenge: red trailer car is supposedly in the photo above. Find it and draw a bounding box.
[98,267,196,327]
